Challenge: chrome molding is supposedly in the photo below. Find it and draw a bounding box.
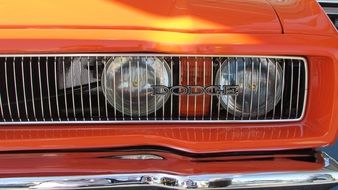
[0,152,336,189]
[318,0,338,4]
[0,54,308,125]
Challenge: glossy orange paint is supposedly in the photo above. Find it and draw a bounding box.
[0,0,336,153]
[0,0,282,34]
[0,150,323,177]
[267,0,337,36]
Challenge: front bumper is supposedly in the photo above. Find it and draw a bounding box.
[0,149,337,190]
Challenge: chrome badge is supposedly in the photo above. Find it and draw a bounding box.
[151,85,239,96]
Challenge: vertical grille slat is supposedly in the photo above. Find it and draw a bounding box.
[104,57,109,120]
[53,57,61,121]
[0,91,4,121]
[137,58,141,120]
[249,58,254,120]
[288,59,294,119]
[79,57,85,120]
[62,57,68,120]
[170,58,174,120]
[264,59,270,119]
[178,57,182,120]
[145,56,149,121]
[13,57,21,121]
[128,58,133,120]
[242,58,246,120]
[209,58,214,120]
[70,56,76,120]
[0,55,307,124]
[226,58,230,120]
[29,57,36,121]
[202,57,206,120]
[272,59,278,119]
[45,57,53,120]
[21,58,29,120]
[4,58,13,121]
[186,57,189,120]
[280,59,286,120]
[87,57,93,120]
[161,57,165,121]
[96,57,101,120]
[37,57,45,121]
[217,59,222,120]
[234,59,238,120]
[257,60,262,120]
[296,60,302,118]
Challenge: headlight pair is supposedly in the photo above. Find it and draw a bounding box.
[102,57,283,118]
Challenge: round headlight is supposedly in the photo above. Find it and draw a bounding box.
[216,58,283,118]
[102,57,171,116]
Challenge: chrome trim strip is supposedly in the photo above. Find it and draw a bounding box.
[0,152,336,190]
[322,7,338,15]
[0,54,308,125]
[318,0,338,3]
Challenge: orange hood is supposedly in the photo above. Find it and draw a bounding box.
[0,0,282,34]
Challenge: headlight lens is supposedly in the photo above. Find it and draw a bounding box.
[102,56,171,116]
[216,58,283,118]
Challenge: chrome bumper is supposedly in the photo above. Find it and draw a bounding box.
[0,150,337,189]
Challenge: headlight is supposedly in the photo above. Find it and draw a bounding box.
[101,56,171,116]
[216,58,283,118]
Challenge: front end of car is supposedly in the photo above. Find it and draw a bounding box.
[0,0,337,189]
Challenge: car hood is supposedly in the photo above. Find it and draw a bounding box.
[0,0,282,34]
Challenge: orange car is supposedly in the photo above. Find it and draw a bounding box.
[0,0,337,189]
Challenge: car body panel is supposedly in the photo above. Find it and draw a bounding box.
[0,31,336,153]
[0,1,336,153]
[0,150,322,177]
[0,0,282,34]
[268,0,337,36]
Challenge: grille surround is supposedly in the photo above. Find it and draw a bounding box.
[0,54,308,125]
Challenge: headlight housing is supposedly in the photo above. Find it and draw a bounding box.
[216,58,283,118]
[101,56,171,116]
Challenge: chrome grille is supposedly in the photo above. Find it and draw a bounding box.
[0,55,307,124]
